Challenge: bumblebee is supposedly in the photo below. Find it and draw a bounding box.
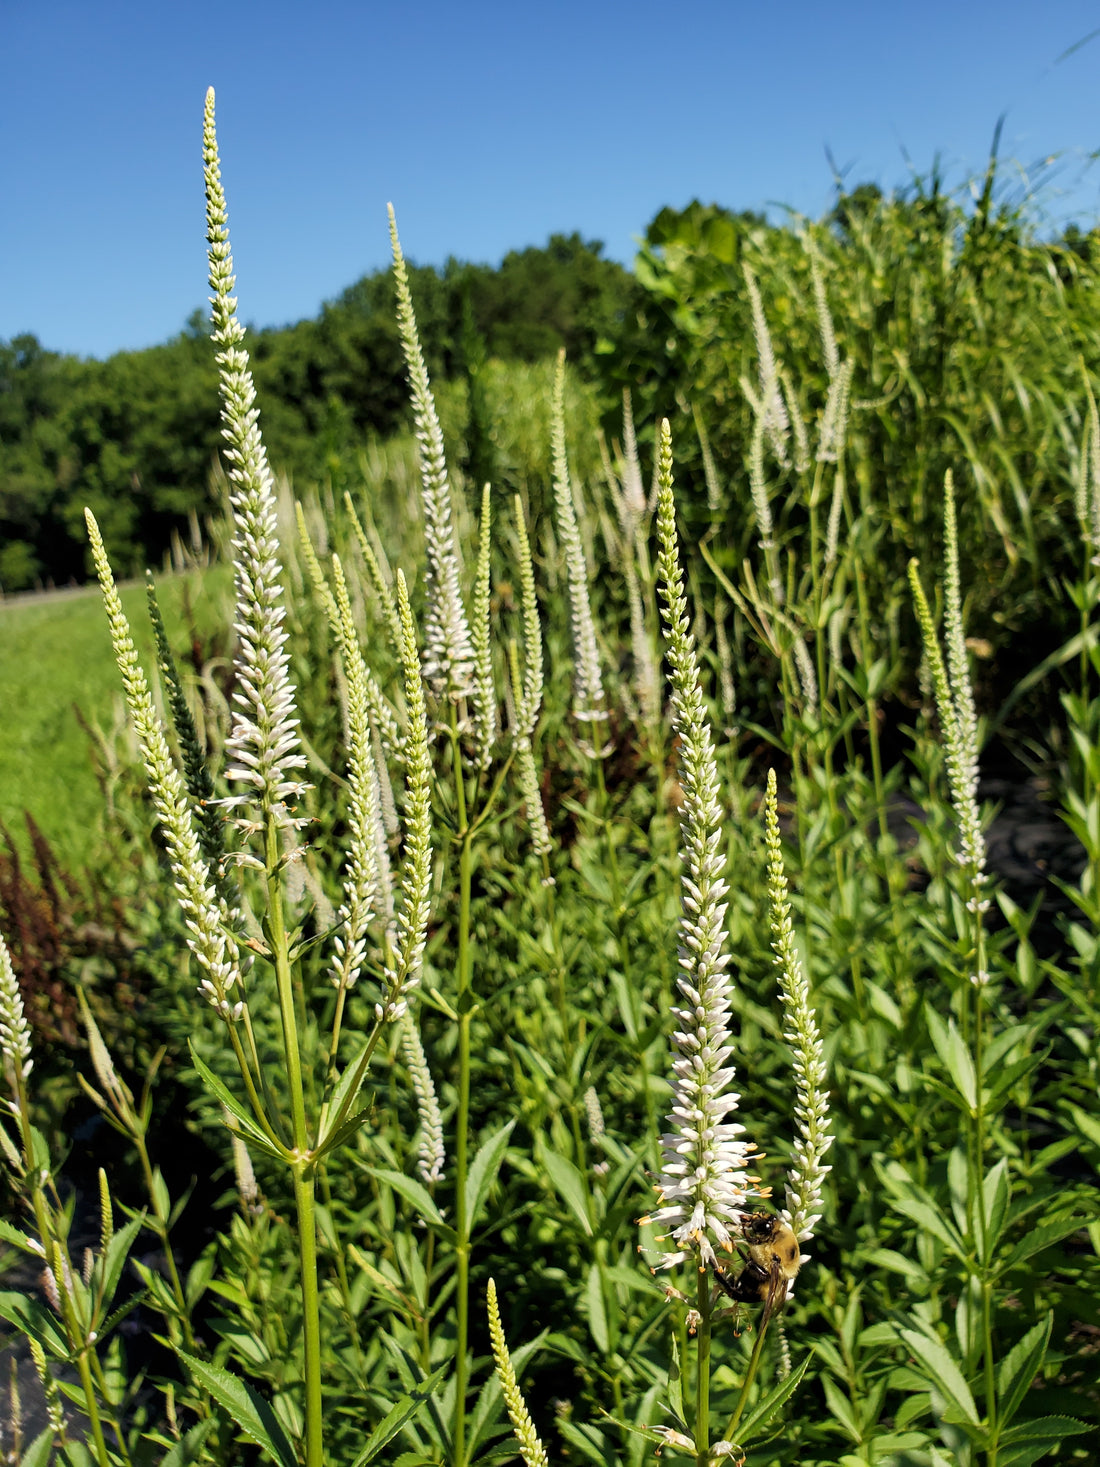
[714,1211,801,1325]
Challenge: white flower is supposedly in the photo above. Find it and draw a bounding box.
[551,351,605,724]
[85,509,245,1021]
[204,88,309,828]
[644,421,764,1270]
[389,206,476,700]
[763,771,832,1243]
[0,931,32,1083]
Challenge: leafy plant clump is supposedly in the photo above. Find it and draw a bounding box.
[0,93,1098,1467]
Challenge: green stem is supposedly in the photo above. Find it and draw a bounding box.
[694,1271,712,1467]
[13,1077,113,1467]
[75,1345,114,1467]
[449,717,474,1467]
[264,813,323,1467]
[724,1314,772,1444]
[293,1163,323,1467]
[133,1132,196,1351]
[457,827,475,1467]
[454,821,474,1467]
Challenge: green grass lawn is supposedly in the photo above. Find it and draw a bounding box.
[0,565,232,869]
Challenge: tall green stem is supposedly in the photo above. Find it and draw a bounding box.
[694,1271,713,1467]
[724,1315,772,1444]
[265,813,323,1467]
[14,1076,113,1467]
[452,726,474,1467]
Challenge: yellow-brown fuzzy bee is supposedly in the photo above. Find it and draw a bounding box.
[713,1211,801,1325]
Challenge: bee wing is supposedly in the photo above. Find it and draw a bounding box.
[759,1259,789,1327]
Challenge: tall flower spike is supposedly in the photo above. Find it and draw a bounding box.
[487,1279,550,1467]
[910,475,986,898]
[85,511,245,1020]
[909,552,988,924]
[743,262,789,467]
[380,572,434,1022]
[402,1014,445,1184]
[327,555,382,996]
[147,576,225,874]
[388,205,475,698]
[470,484,497,771]
[0,930,32,1084]
[551,350,605,724]
[762,772,832,1245]
[204,88,309,828]
[296,503,405,760]
[510,500,553,862]
[644,420,763,1270]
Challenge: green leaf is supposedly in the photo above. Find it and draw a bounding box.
[157,1420,217,1467]
[0,1217,44,1255]
[59,1441,94,1467]
[540,1146,593,1236]
[0,1291,69,1356]
[585,1262,609,1353]
[19,1427,54,1467]
[979,1158,1010,1264]
[313,1101,373,1163]
[888,1195,965,1256]
[1068,1102,1100,1150]
[995,1314,1052,1429]
[185,1246,218,1310]
[896,1326,979,1426]
[1001,1415,1091,1442]
[187,1044,285,1161]
[317,1043,373,1148]
[1001,1216,1089,1273]
[925,1009,976,1110]
[361,1167,447,1230]
[998,1416,1092,1467]
[667,1334,684,1424]
[556,1420,611,1466]
[465,1121,515,1233]
[175,1349,297,1467]
[821,1376,861,1443]
[736,1352,811,1442]
[349,1364,448,1466]
[863,1248,930,1285]
[97,1213,144,1316]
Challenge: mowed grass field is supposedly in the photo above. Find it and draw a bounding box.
[0,565,232,868]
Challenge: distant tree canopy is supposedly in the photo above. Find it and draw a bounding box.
[5,185,1100,596]
[0,234,636,590]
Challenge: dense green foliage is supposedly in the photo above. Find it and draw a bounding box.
[0,235,634,589]
[607,183,1100,709]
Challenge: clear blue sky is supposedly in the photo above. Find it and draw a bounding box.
[3,0,1099,360]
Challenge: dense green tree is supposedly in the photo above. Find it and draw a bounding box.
[0,238,635,589]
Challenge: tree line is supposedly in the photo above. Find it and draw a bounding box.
[4,179,1099,597]
[0,235,637,590]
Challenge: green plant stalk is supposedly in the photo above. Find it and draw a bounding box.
[264,811,323,1467]
[694,1271,712,1467]
[317,1163,366,1380]
[12,1072,113,1467]
[970,896,996,1450]
[131,1128,196,1351]
[724,1312,772,1444]
[452,724,474,1467]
